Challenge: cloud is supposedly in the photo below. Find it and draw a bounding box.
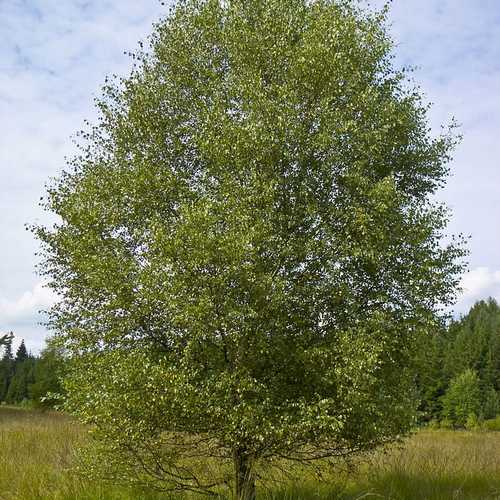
[0,1,167,349]
[369,0,500,281]
[0,281,58,352]
[455,267,500,314]
[0,0,499,348]
[0,281,57,324]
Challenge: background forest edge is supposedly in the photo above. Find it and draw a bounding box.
[0,296,499,429]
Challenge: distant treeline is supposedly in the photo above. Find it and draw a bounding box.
[417,298,500,426]
[0,335,64,408]
[1,298,499,422]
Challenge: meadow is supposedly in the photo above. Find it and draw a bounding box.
[0,406,499,500]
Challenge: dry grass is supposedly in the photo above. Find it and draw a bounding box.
[0,406,499,499]
[266,431,500,499]
[0,406,164,500]
[354,430,500,499]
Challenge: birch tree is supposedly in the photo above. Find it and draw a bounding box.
[35,0,465,497]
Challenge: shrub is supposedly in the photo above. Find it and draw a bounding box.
[482,416,500,431]
[483,386,499,420]
[465,413,481,431]
[427,419,440,430]
[441,370,482,427]
[439,418,454,430]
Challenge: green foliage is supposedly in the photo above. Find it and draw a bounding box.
[482,386,499,420]
[15,340,29,363]
[4,340,36,404]
[35,0,465,496]
[0,333,15,402]
[482,416,500,432]
[29,345,66,408]
[414,329,448,420]
[5,358,35,404]
[439,418,454,430]
[0,335,66,408]
[414,298,500,424]
[1,408,500,500]
[441,369,482,428]
[445,299,500,392]
[426,419,440,430]
[464,413,480,431]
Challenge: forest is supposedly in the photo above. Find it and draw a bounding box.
[0,335,63,408]
[418,299,500,427]
[1,297,499,430]
[1,0,499,497]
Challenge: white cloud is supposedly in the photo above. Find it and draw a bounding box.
[0,1,168,350]
[0,0,499,348]
[0,281,57,323]
[455,267,500,314]
[0,281,58,352]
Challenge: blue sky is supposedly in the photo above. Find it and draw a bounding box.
[0,0,499,350]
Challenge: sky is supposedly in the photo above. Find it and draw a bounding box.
[0,0,499,351]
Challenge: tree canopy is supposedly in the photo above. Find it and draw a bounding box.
[0,333,13,352]
[35,0,465,497]
[0,334,64,406]
[441,369,482,427]
[417,298,500,425]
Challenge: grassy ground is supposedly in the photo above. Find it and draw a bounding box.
[0,406,499,499]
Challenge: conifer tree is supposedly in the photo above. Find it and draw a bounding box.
[15,340,29,363]
[5,358,35,404]
[29,345,66,407]
[0,333,13,350]
[1,333,14,362]
[483,385,499,420]
[0,333,14,401]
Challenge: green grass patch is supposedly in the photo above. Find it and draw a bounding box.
[1,407,499,499]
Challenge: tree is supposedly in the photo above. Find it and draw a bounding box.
[0,332,14,350]
[444,299,500,386]
[5,358,35,404]
[15,340,29,363]
[441,369,482,427]
[414,329,448,421]
[4,338,35,404]
[1,333,14,361]
[0,332,14,401]
[483,385,499,420]
[29,344,66,408]
[35,0,465,497]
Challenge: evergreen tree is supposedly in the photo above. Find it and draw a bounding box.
[414,298,500,423]
[415,330,448,420]
[443,299,500,396]
[483,385,499,420]
[29,346,66,407]
[0,333,15,401]
[15,340,29,363]
[447,300,500,379]
[5,358,35,404]
[0,332,14,349]
[2,333,14,362]
[0,335,65,406]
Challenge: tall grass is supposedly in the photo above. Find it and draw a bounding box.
[343,430,500,500]
[0,406,165,500]
[0,406,499,499]
[261,430,500,500]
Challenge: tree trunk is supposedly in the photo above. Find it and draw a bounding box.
[234,448,256,500]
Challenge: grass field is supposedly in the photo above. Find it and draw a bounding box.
[0,406,499,499]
